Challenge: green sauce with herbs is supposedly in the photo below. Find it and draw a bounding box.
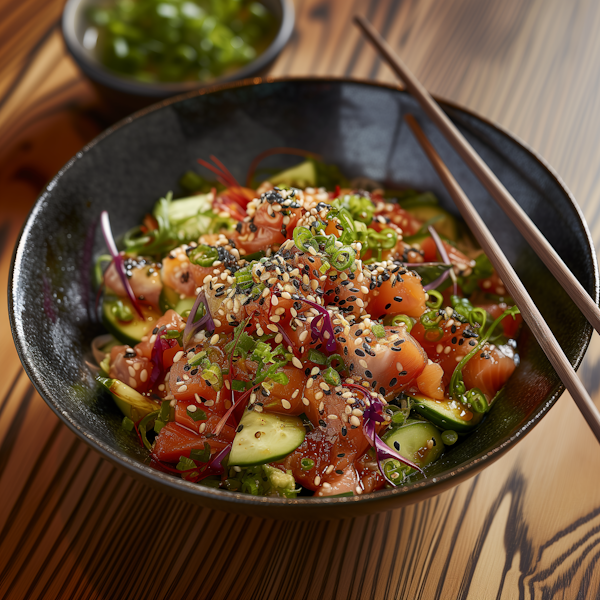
[84,0,278,83]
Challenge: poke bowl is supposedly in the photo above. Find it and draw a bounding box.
[9,78,597,520]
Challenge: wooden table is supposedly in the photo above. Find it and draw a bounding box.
[2,0,600,597]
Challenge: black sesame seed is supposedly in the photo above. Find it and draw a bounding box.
[389,377,397,386]
[393,441,400,451]
[365,370,373,379]
[355,349,365,357]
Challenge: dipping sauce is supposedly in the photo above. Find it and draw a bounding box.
[83,0,278,83]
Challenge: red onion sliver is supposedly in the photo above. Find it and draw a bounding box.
[100,211,144,318]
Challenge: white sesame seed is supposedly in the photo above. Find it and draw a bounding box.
[350,415,361,427]
[314,475,321,485]
[282,399,292,410]
[292,357,303,369]
[302,397,310,406]
[178,385,188,392]
[188,404,197,413]
[128,377,137,388]
[173,351,184,363]
[210,334,219,345]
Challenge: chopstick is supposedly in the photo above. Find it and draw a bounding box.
[354,15,600,336]
[404,114,600,443]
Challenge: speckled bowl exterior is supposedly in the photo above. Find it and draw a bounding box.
[9,79,598,520]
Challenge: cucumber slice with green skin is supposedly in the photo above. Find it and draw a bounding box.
[408,394,483,433]
[97,376,160,420]
[229,410,306,467]
[159,286,196,316]
[384,421,445,469]
[398,192,439,209]
[269,160,317,188]
[102,297,160,347]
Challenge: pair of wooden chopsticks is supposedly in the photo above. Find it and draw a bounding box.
[354,16,600,443]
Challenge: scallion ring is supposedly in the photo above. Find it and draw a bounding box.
[426,290,443,310]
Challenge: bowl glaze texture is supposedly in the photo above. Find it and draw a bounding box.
[9,78,598,519]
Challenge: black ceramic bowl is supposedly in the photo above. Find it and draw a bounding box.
[9,78,598,520]
[62,0,295,113]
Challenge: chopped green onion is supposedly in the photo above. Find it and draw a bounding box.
[441,430,458,445]
[138,410,159,451]
[467,389,489,414]
[307,349,327,365]
[329,245,355,270]
[371,323,386,339]
[300,458,314,471]
[234,264,255,289]
[269,371,290,385]
[188,244,219,267]
[326,353,346,372]
[202,363,223,390]
[322,366,341,386]
[426,290,443,310]
[188,350,207,366]
[111,299,133,322]
[420,309,444,342]
[293,226,317,253]
[391,315,414,332]
[121,416,134,431]
[187,406,208,421]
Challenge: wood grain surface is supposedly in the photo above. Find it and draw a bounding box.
[2,0,600,598]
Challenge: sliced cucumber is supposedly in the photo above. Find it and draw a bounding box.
[97,376,160,420]
[229,410,306,467]
[159,285,196,316]
[270,160,317,188]
[384,421,444,469]
[408,394,483,433]
[405,205,460,241]
[101,296,160,347]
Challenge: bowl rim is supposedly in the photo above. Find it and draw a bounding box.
[9,76,599,510]
[61,0,296,97]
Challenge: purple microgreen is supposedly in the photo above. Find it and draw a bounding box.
[343,383,423,485]
[182,289,215,349]
[100,211,144,318]
[427,225,457,296]
[149,326,180,386]
[423,269,451,292]
[214,384,260,436]
[296,297,337,352]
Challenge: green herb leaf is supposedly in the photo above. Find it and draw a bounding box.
[187,406,208,421]
[190,442,211,463]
